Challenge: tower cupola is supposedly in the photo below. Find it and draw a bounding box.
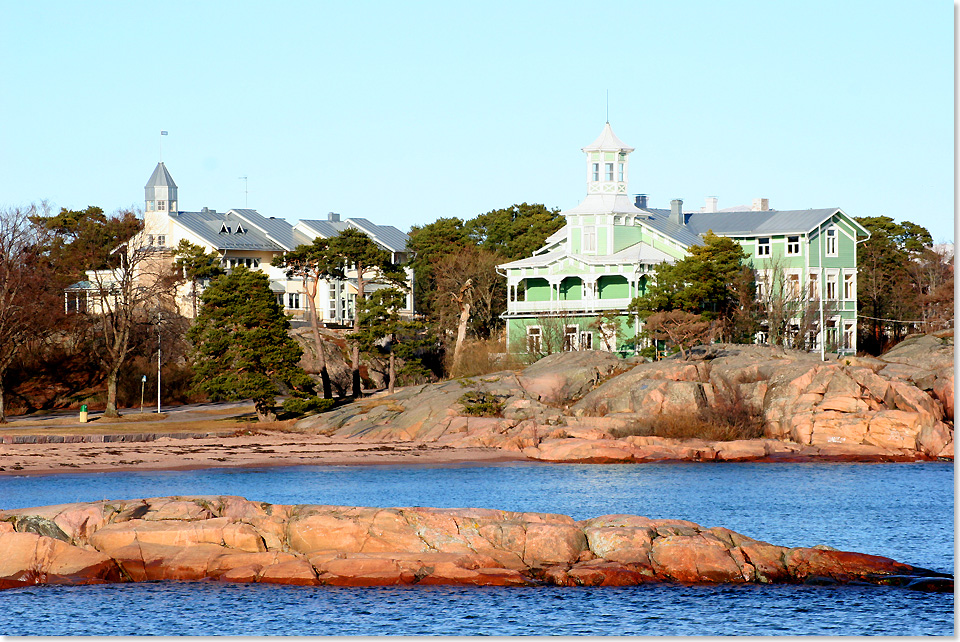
[582,123,634,195]
[144,162,178,214]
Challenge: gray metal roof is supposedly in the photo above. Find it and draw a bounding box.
[171,210,285,251]
[347,218,409,253]
[637,208,704,247]
[229,209,297,251]
[682,208,841,237]
[144,162,177,189]
[298,218,410,253]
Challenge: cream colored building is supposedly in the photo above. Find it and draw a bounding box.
[135,162,413,322]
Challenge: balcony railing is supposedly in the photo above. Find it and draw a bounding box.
[505,297,634,315]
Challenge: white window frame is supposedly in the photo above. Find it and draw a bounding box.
[786,235,801,255]
[526,326,542,354]
[786,272,801,299]
[579,331,594,351]
[563,325,579,352]
[604,162,614,181]
[582,226,597,253]
[757,237,771,256]
[156,235,165,247]
[808,271,819,299]
[591,163,600,182]
[825,227,838,256]
[157,200,165,211]
[843,273,855,300]
[842,321,855,352]
[288,293,300,309]
[826,273,838,300]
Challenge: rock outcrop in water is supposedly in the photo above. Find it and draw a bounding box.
[295,335,954,463]
[0,496,951,592]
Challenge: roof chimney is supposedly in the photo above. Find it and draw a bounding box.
[751,198,769,211]
[705,196,718,213]
[634,194,649,209]
[328,212,341,222]
[670,199,684,225]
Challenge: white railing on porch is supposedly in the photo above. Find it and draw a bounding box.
[505,297,634,315]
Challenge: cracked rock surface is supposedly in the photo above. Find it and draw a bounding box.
[0,496,951,592]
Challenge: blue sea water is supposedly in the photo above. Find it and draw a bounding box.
[0,462,953,636]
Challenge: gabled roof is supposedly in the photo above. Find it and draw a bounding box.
[171,210,285,251]
[144,162,177,189]
[297,218,410,253]
[582,123,634,153]
[682,208,865,237]
[228,209,297,251]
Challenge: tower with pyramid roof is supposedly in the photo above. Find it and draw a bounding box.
[143,162,178,244]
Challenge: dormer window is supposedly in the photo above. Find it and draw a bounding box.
[235,223,245,235]
[219,224,230,234]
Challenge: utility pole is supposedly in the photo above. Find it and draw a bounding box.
[239,176,248,207]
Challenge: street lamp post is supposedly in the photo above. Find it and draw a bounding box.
[157,309,162,413]
[140,375,147,413]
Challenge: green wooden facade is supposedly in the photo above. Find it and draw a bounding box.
[499,124,869,357]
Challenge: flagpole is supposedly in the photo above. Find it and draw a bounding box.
[160,130,168,162]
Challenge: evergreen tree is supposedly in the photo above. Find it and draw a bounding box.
[172,240,225,318]
[465,202,563,260]
[330,228,400,397]
[188,267,313,421]
[630,232,752,343]
[349,287,427,394]
[271,238,345,399]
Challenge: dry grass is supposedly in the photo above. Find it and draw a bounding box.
[611,385,764,442]
[446,338,526,379]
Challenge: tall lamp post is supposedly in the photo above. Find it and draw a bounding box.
[140,375,147,413]
[157,309,162,413]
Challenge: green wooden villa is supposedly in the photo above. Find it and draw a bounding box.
[498,123,870,356]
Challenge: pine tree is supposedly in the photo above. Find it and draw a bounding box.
[188,267,313,421]
[349,287,427,394]
[271,238,345,399]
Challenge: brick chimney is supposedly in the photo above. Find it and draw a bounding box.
[751,198,769,211]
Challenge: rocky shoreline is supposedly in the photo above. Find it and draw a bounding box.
[0,496,951,592]
[296,334,954,464]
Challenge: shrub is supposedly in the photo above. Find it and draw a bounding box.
[610,384,763,441]
[458,391,504,417]
[281,396,335,416]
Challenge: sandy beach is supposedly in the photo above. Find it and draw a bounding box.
[0,430,530,476]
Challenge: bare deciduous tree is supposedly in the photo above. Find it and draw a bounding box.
[86,232,175,417]
[0,206,62,422]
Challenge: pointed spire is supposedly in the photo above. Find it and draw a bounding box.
[145,162,177,189]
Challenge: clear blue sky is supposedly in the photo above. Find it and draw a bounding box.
[1,1,953,241]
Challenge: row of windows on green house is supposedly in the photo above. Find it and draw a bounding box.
[734,217,860,268]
